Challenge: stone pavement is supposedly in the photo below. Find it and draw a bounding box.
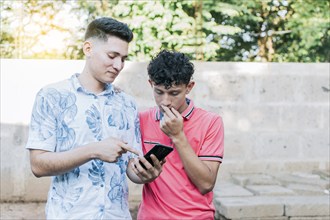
[0,201,139,220]
[214,171,330,220]
[1,171,329,220]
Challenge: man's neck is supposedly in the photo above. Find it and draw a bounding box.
[78,71,105,94]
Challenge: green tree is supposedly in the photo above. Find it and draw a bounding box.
[276,0,330,62]
[1,0,328,62]
[71,0,240,61]
[215,0,329,62]
[0,0,71,59]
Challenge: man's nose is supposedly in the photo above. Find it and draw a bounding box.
[113,58,123,71]
[161,94,172,107]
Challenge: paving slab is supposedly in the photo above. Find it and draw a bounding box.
[214,182,254,197]
[214,196,284,219]
[274,173,330,189]
[245,185,295,196]
[214,195,330,219]
[286,183,326,195]
[289,217,330,220]
[231,173,280,185]
[214,171,330,219]
[279,196,330,217]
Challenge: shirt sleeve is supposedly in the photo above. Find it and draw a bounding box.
[198,115,224,163]
[25,88,57,152]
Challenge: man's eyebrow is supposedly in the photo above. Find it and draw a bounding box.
[108,51,128,58]
[157,88,182,92]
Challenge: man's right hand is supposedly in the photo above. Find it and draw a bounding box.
[93,137,140,162]
[29,137,140,177]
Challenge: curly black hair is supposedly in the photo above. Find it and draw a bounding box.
[85,17,133,43]
[147,50,194,89]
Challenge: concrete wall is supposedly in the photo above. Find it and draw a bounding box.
[1,59,329,202]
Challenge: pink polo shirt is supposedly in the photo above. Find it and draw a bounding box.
[137,99,224,220]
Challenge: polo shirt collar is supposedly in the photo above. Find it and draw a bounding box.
[155,98,195,121]
[71,73,114,96]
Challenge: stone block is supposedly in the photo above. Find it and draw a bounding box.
[278,105,324,131]
[289,217,330,220]
[299,132,330,159]
[286,183,326,195]
[213,182,254,197]
[257,74,299,103]
[253,133,300,160]
[188,81,211,104]
[231,173,280,186]
[214,196,284,219]
[245,185,295,196]
[268,63,328,75]
[281,196,330,217]
[207,73,256,102]
[299,75,330,103]
[274,173,330,189]
[222,133,256,160]
[221,104,286,133]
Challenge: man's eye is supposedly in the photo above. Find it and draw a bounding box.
[171,93,179,96]
[108,54,115,59]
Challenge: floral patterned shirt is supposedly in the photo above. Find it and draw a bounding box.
[26,74,141,219]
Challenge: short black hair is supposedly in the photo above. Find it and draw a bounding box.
[84,17,133,43]
[147,50,194,89]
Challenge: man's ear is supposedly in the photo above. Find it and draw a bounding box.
[148,79,153,87]
[186,81,195,94]
[83,41,92,57]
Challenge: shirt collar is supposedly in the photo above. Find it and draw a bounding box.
[155,98,195,121]
[70,73,114,96]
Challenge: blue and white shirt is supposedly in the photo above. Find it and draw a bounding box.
[26,74,142,219]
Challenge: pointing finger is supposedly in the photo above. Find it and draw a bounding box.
[121,144,140,156]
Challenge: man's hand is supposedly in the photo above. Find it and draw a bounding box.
[93,137,140,162]
[160,105,184,138]
[130,155,165,183]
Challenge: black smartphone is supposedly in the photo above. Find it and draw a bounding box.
[139,144,173,169]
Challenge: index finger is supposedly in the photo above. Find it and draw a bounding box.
[169,107,181,118]
[121,144,140,156]
[161,105,176,118]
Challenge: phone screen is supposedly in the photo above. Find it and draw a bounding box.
[140,144,173,169]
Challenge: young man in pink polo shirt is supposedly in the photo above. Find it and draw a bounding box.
[136,50,224,219]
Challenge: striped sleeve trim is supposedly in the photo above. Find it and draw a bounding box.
[198,155,223,162]
[144,141,161,145]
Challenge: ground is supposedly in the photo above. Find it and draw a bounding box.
[0,202,139,220]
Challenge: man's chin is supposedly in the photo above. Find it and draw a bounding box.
[104,77,116,84]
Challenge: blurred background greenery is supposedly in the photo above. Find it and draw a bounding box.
[1,0,329,62]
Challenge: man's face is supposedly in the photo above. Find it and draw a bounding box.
[149,80,194,114]
[84,36,129,84]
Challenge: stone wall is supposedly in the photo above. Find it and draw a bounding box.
[1,59,329,202]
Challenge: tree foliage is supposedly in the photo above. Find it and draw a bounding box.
[1,0,329,62]
[216,0,329,62]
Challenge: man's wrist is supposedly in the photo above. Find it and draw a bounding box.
[171,132,187,146]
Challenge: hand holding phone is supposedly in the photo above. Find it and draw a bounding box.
[139,144,173,169]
